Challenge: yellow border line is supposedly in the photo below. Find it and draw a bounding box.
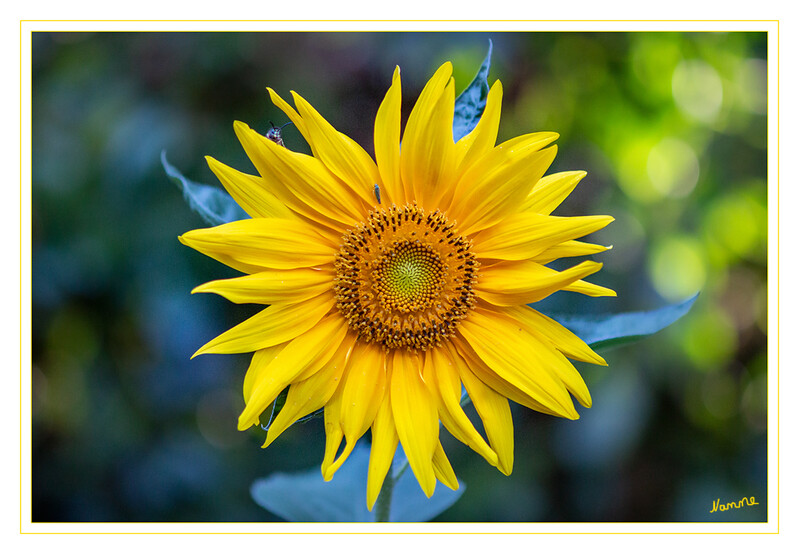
[20,22,778,535]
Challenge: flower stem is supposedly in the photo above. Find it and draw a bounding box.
[375,457,410,522]
[374,469,395,522]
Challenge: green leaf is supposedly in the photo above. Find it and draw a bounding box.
[251,444,464,522]
[162,150,248,226]
[452,40,493,142]
[546,294,699,351]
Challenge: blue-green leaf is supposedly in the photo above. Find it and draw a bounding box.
[388,446,465,522]
[162,150,248,226]
[250,444,464,522]
[452,40,493,142]
[546,294,699,351]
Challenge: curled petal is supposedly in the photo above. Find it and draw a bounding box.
[452,79,503,178]
[374,66,403,206]
[192,290,335,356]
[450,136,559,235]
[179,218,335,272]
[523,170,587,215]
[291,91,381,207]
[423,347,498,466]
[191,267,334,305]
[238,315,349,430]
[205,156,295,220]
[262,334,355,448]
[366,381,398,511]
[476,260,603,306]
[472,213,614,261]
[391,350,438,497]
[458,309,579,419]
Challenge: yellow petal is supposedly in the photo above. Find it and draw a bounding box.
[472,213,614,261]
[432,442,459,491]
[291,91,381,207]
[452,350,514,475]
[478,306,592,408]
[502,305,606,366]
[374,66,403,206]
[475,260,603,306]
[563,279,617,297]
[205,156,295,220]
[366,383,399,511]
[238,315,349,430]
[266,87,309,141]
[400,62,453,203]
[458,309,578,419]
[321,384,345,480]
[532,240,612,264]
[404,76,456,208]
[523,170,587,215]
[452,79,503,177]
[243,343,288,403]
[234,121,366,230]
[391,350,438,497]
[423,347,498,466]
[192,290,335,357]
[450,137,559,235]
[451,338,563,417]
[179,218,335,272]
[262,333,355,448]
[339,341,387,445]
[191,267,334,305]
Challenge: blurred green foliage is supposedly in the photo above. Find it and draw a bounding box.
[31,31,767,522]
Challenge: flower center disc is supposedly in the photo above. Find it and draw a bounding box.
[334,203,479,351]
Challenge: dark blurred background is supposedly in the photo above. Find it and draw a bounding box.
[30,31,768,522]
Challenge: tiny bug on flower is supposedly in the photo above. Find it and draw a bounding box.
[374,183,382,204]
[265,121,292,147]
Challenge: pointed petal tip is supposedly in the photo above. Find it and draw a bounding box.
[266,87,282,103]
[190,282,210,295]
[261,432,278,449]
[497,463,513,476]
[594,353,609,367]
[323,441,356,482]
[237,417,254,432]
[421,480,436,499]
[366,486,383,511]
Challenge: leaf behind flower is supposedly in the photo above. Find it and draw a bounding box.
[452,40,493,142]
[162,150,248,226]
[250,444,464,522]
[545,294,699,351]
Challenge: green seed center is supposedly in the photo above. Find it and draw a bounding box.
[373,241,445,313]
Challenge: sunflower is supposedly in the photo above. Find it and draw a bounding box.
[180,62,615,510]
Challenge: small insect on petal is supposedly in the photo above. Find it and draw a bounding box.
[374,183,382,204]
[265,121,292,147]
